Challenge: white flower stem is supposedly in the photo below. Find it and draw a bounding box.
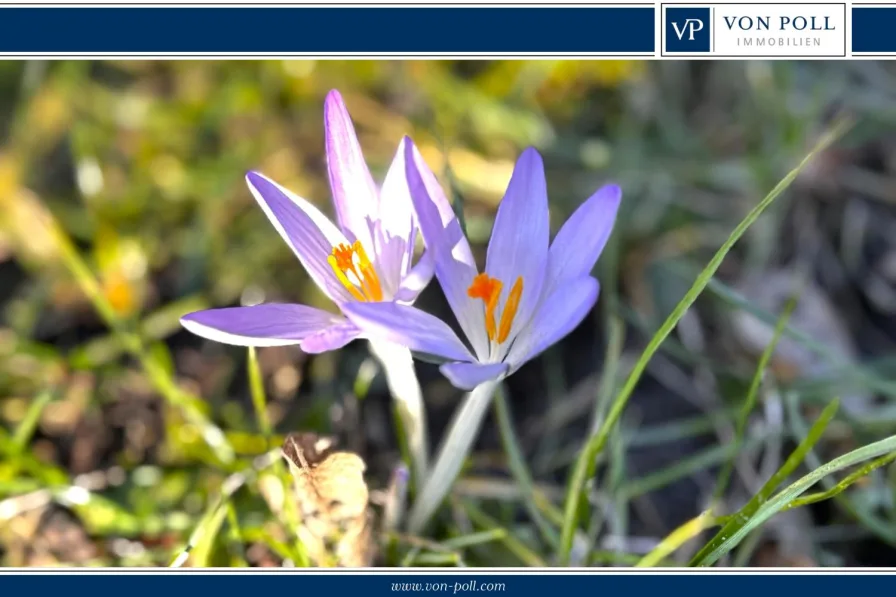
[368,339,429,491]
[407,379,499,534]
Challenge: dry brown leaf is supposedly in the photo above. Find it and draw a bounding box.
[281,432,374,567]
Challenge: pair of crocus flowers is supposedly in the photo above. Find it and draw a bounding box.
[181,90,621,391]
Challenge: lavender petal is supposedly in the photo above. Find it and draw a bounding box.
[324,89,378,250]
[546,183,621,293]
[299,322,361,353]
[506,276,600,371]
[342,301,473,362]
[180,303,344,347]
[395,250,435,305]
[369,223,409,299]
[245,171,351,303]
[404,138,489,358]
[440,361,508,391]
[379,137,417,281]
[485,148,550,345]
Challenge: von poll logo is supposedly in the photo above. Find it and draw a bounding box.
[666,7,710,52]
[663,4,846,57]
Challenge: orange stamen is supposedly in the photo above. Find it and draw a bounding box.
[497,277,523,344]
[328,241,383,302]
[353,241,384,302]
[467,273,502,341]
[467,273,523,345]
[331,244,356,273]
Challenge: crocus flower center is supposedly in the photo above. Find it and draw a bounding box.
[467,273,523,345]
[327,241,384,302]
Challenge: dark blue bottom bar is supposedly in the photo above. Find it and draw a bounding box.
[853,7,896,52]
[0,573,893,597]
[0,7,655,54]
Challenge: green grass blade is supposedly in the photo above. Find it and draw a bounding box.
[353,357,379,399]
[245,348,310,566]
[461,500,547,567]
[781,451,896,511]
[557,117,853,565]
[493,383,559,549]
[185,494,230,567]
[590,316,625,436]
[636,510,720,567]
[783,394,896,544]
[414,552,463,566]
[696,399,840,561]
[692,429,896,566]
[169,483,231,568]
[713,294,798,501]
[168,449,298,567]
[247,347,271,437]
[225,502,248,567]
[690,399,839,566]
[11,389,54,454]
[442,528,507,550]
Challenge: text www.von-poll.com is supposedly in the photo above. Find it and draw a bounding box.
[391,581,507,593]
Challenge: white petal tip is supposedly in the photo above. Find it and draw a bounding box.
[180,315,300,348]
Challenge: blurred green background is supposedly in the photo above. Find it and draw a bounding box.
[3,60,896,567]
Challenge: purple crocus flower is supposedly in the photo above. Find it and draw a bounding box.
[342,138,621,390]
[179,90,433,353]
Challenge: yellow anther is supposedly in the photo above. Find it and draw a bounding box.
[328,241,383,302]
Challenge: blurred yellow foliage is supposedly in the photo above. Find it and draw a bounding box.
[418,144,515,206]
[1,187,61,266]
[94,226,149,317]
[475,60,644,105]
[27,86,72,140]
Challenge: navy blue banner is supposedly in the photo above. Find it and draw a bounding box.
[853,6,896,53]
[0,572,895,596]
[0,6,655,54]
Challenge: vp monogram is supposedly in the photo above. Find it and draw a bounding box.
[672,18,705,41]
[665,7,710,52]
